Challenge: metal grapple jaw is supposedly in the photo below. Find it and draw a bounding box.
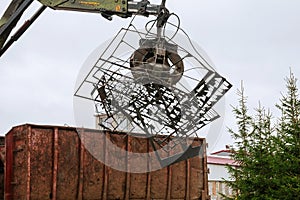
[130,38,184,85]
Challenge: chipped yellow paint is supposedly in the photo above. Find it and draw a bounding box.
[79,1,100,6]
[115,5,121,11]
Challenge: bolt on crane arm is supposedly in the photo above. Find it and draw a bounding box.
[0,0,161,57]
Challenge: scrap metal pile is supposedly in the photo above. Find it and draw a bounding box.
[74,3,231,166]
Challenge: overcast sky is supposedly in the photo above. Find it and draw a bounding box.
[0,0,300,152]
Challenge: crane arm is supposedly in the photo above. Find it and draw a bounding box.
[0,0,34,51]
[37,0,160,18]
[0,0,161,57]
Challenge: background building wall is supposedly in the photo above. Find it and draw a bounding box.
[207,150,236,200]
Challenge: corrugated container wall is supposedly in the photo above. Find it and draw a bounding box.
[4,124,209,200]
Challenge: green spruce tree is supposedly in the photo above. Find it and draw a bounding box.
[272,72,300,199]
[224,72,300,200]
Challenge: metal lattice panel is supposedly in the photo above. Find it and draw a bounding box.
[74,17,231,166]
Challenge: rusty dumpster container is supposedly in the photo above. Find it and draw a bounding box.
[0,136,4,200]
[4,124,209,200]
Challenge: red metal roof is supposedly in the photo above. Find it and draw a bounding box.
[207,156,238,166]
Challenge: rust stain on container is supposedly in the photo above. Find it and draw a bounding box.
[4,124,209,200]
